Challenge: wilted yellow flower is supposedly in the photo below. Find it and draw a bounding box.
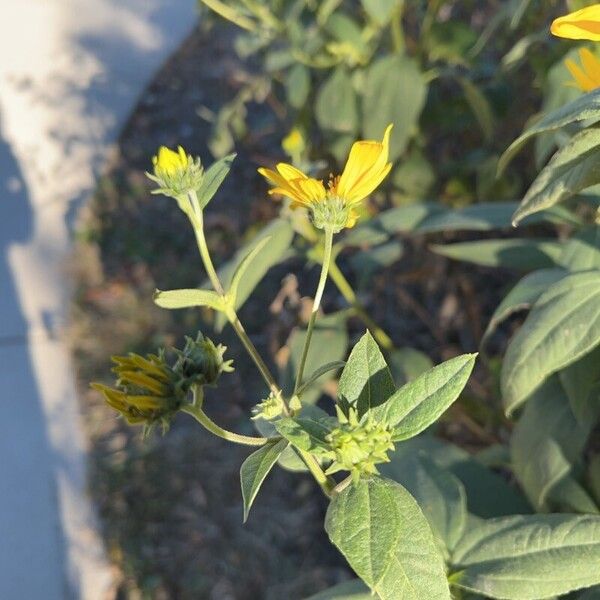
[258,125,393,232]
[565,48,600,91]
[92,351,182,427]
[551,5,600,41]
[92,333,232,429]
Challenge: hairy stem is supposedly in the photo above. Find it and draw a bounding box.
[187,202,336,494]
[294,227,334,394]
[183,394,269,447]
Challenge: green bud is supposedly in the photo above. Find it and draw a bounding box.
[174,333,234,388]
[251,393,285,421]
[325,408,395,482]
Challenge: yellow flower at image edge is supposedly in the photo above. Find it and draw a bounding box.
[565,48,600,91]
[551,4,600,41]
[258,125,393,232]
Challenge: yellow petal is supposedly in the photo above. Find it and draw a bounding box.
[153,145,187,174]
[579,47,600,85]
[337,124,393,204]
[565,58,597,91]
[258,164,326,207]
[551,5,600,41]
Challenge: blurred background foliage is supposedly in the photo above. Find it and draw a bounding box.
[199,0,590,206]
[71,0,600,598]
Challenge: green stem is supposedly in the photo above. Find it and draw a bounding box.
[189,192,280,397]
[294,227,334,394]
[189,192,225,295]
[186,200,336,495]
[299,450,334,497]
[328,259,395,351]
[225,307,282,399]
[182,402,269,447]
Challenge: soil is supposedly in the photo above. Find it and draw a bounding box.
[70,18,535,600]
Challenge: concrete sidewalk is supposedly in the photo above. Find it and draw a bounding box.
[0,1,197,597]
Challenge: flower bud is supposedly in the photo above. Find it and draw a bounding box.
[325,409,395,482]
[146,145,204,200]
[91,351,184,428]
[174,333,233,388]
[251,393,285,421]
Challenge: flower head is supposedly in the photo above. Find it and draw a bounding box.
[565,47,600,91]
[258,125,393,233]
[173,333,234,387]
[146,145,204,200]
[551,5,600,41]
[91,351,184,428]
[92,333,232,430]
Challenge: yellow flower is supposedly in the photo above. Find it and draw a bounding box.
[258,124,393,232]
[153,145,189,175]
[565,48,600,91]
[282,128,306,158]
[551,5,600,41]
[147,144,204,201]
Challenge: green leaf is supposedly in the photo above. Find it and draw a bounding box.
[549,474,599,515]
[197,153,236,209]
[560,226,600,272]
[377,203,577,235]
[386,435,531,518]
[559,345,600,426]
[285,63,310,109]
[229,236,271,304]
[501,271,600,415]
[431,239,562,270]
[316,67,358,134]
[498,87,600,175]
[533,47,586,167]
[510,376,592,511]
[297,361,346,396]
[274,416,335,457]
[215,219,294,330]
[381,453,467,553]
[349,240,403,287]
[240,438,288,522]
[512,129,600,225]
[304,579,371,600]
[325,477,451,600]
[413,202,518,233]
[198,0,256,31]
[451,514,600,598]
[590,455,600,507]
[388,347,434,386]
[153,288,225,311]
[482,268,567,347]
[360,0,399,26]
[374,354,477,440]
[457,77,494,142]
[338,331,395,418]
[362,54,427,161]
